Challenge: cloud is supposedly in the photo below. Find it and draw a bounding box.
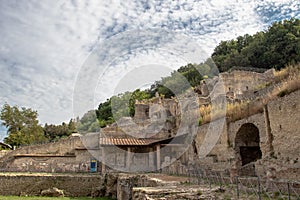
[255,0,300,24]
[0,0,298,124]
[0,125,7,141]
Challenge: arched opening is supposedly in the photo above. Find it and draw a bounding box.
[235,123,262,176]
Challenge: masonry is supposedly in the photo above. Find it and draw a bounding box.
[0,69,299,183]
[0,172,102,197]
[162,89,300,180]
[0,137,93,173]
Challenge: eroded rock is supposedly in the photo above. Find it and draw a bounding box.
[41,187,64,197]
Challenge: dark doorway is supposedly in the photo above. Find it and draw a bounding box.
[235,123,262,176]
[240,146,262,166]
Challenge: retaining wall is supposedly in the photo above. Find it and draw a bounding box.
[0,173,102,197]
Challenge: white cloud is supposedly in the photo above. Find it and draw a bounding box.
[0,0,298,125]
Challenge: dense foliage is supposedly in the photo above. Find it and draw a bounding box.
[95,61,217,125]
[96,89,151,127]
[0,103,47,147]
[44,119,76,142]
[94,18,300,127]
[0,104,78,146]
[212,18,300,72]
[76,110,101,132]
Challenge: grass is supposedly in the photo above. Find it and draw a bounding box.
[198,64,300,125]
[0,197,112,200]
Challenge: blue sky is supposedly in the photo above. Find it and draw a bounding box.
[0,0,299,140]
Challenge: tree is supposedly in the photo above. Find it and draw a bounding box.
[0,103,46,147]
[44,120,78,141]
[78,110,101,131]
[129,89,150,116]
[212,18,300,71]
[68,119,77,134]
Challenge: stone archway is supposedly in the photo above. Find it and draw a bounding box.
[235,123,262,176]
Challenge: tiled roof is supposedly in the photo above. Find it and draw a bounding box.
[99,137,159,146]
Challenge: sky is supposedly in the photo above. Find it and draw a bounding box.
[0,0,299,140]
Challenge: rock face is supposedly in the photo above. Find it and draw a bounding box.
[117,176,135,200]
[41,187,64,197]
[132,185,230,200]
[134,103,150,121]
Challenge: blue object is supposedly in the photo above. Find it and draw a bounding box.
[90,158,97,172]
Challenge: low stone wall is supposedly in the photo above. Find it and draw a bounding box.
[0,150,11,158]
[0,172,162,199]
[0,173,102,197]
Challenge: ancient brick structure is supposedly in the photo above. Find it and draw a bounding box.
[0,69,299,182]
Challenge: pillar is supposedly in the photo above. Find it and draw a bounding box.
[126,147,131,170]
[263,105,274,156]
[101,147,106,174]
[156,144,161,170]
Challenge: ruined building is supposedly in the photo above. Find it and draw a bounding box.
[0,69,299,181]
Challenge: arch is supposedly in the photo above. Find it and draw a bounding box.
[235,123,262,175]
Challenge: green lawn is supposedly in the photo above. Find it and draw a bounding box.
[0,197,112,200]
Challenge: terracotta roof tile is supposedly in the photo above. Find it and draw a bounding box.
[99,137,158,146]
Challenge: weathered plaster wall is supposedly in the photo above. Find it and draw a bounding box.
[220,69,274,94]
[255,89,300,180]
[0,150,11,158]
[5,137,82,155]
[162,90,299,180]
[4,152,92,173]
[0,137,95,173]
[268,89,300,162]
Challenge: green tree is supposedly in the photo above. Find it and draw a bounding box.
[96,99,113,123]
[212,18,300,71]
[78,110,101,131]
[44,120,76,142]
[96,89,151,126]
[129,89,150,116]
[68,119,77,134]
[0,103,46,147]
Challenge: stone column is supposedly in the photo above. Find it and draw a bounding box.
[126,147,131,170]
[149,147,155,171]
[263,105,274,156]
[156,144,161,170]
[101,146,106,174]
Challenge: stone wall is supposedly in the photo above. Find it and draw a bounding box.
[102,145,157,172]
[0,150,11,158]
[255,89,300,180]
[0,173,102,197]
[0,80,298,182]
[3,136,82,155]
[161,89,299,180]
[268,89,300,162]
[3,152,91,173]
[220,69,274,95]
[0,172,184,199]
[0,136,95,173]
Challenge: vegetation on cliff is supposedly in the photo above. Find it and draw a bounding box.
[198,65,300,125]
[212,18,300,72]
[93,18,300,128]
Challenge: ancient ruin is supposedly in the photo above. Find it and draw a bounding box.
[0,68,299,199]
